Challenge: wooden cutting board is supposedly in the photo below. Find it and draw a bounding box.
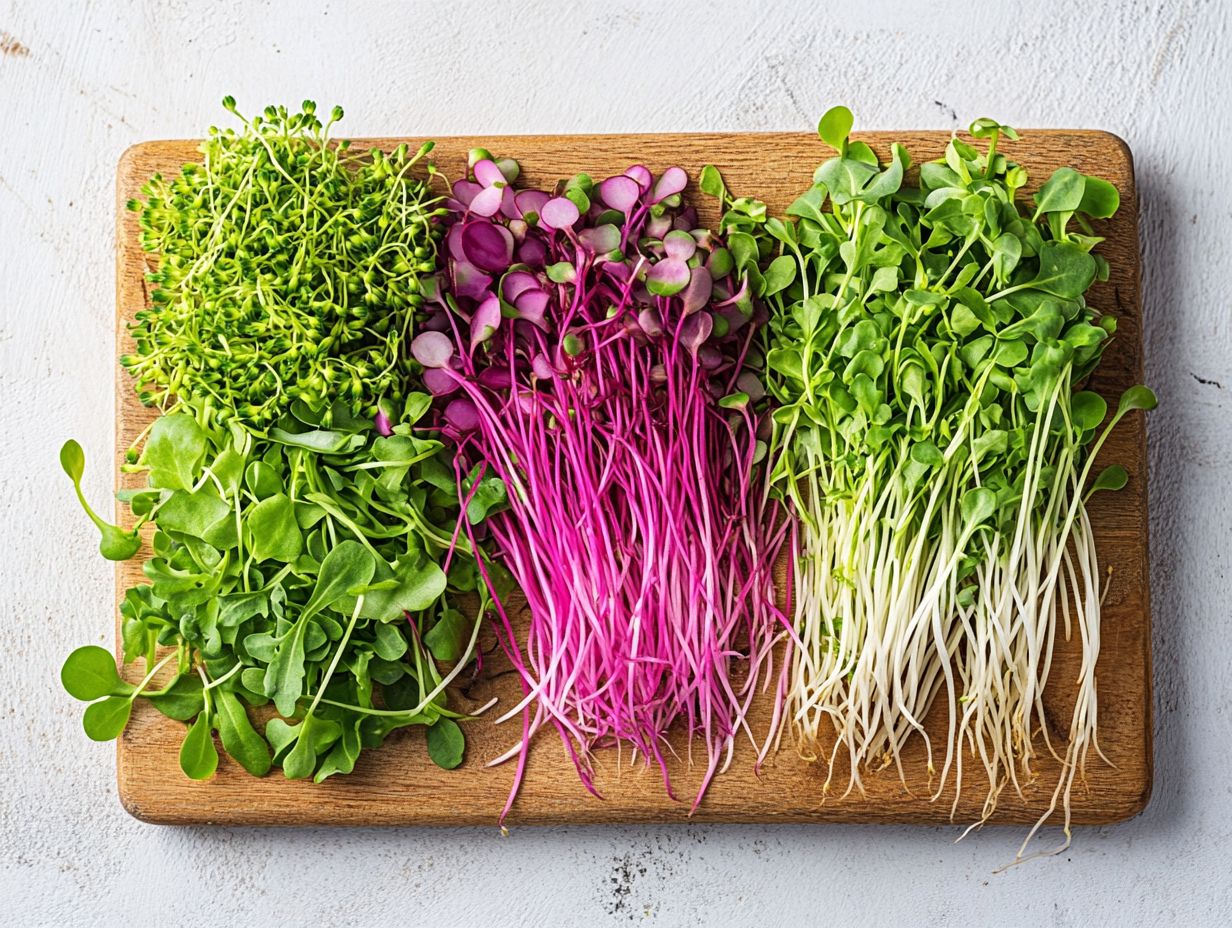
[113,131,1151,826]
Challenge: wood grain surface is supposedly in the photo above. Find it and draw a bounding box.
[113,131,1151,827]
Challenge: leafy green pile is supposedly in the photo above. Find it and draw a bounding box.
[125,99,442,430]
[63,398,492,779]
[709,109,1155,860]
[61,101,501,781]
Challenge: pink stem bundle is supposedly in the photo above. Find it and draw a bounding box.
[417,158,788,817]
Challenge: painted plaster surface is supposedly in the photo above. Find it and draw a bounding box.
[1,1,1229,924]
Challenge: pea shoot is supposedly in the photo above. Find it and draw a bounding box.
[710,108,1155,865]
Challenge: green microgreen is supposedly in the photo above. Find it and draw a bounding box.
[124,99,446,431]
[707,110,1155,864]
[61,100,508,783]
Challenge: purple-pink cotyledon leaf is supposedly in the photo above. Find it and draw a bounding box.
[598,175,640,213]
[421,155,788,824]
[470,294,502,352]
[651,166,687,203]
[624,164,652,192]
[461,221,514,273]
[469,184,504,217]
[646,257,690,296]
[515,189,550,221]
[472,158,506,188]
[663,230,697,261]
[681,267,713,315]
[538,196,581,230]
[411,331,454,369]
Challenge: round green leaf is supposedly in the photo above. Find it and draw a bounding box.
[1117,385,1158,416]
[246,493,303,563]
[60,440,85,482]
[909,441,944,468]
[1033,167,1086,216]
[1077,175,1120,219]
[142,414,207,491]
[179,713,219,780]
[817,105,854,151]
[1071,391,1109,431]
[699,164,726,198]
[82,695,133,741]
[61,646,129,701]
[1089,465,1129,494]
[98,525,142,561]
[960,487,997,529]
[426,718,465,770]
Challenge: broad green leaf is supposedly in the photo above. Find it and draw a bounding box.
[960,487,997,528]
[265,717,300,760]
[707,247,733,279]
[466,476,508,525]
[156,488,231,538]
[83,695,132,741]
[817,105,854,150]
[244,460,283,499]
[1077,175,1120,219]
[423,608,473,662]
[1116,385,1158,416]
[1089,464,1129,493]
[785,186,825,224]
[264,618,310,717]
[972,429,1009,463]
[1027,242,1097,300]
[371,622,409,661]
[761,255,797,296]
[991,234,1022,281]
[426,718,465,769]
[210,448,246,497]
[281,715,342,780]
[214,689,271,776]
[59,440,85,482]
[1072,391,1109,431]
[61,646,130,701]
[727,231,759,271]
[718,392,750,410]
[1033,167,1086,216]
[143,414,207,491]
[699,164,725,198]
[855,146,905,203]
[360,557,448,622]
[179,713,219,779]
[910,441,944,468]
[217,591,268,629]
[815,157,878,206]
[992,339,1028,368]
[147,674,205,721]
[246,493,303,562]
[268,427,363,454]
[950,303,981,337]
[314,717,363,782]
[869,266,899,293]
[301,541,377,621]
[402,392,433,427]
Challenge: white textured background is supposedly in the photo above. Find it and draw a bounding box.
[2,0,1229,924]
